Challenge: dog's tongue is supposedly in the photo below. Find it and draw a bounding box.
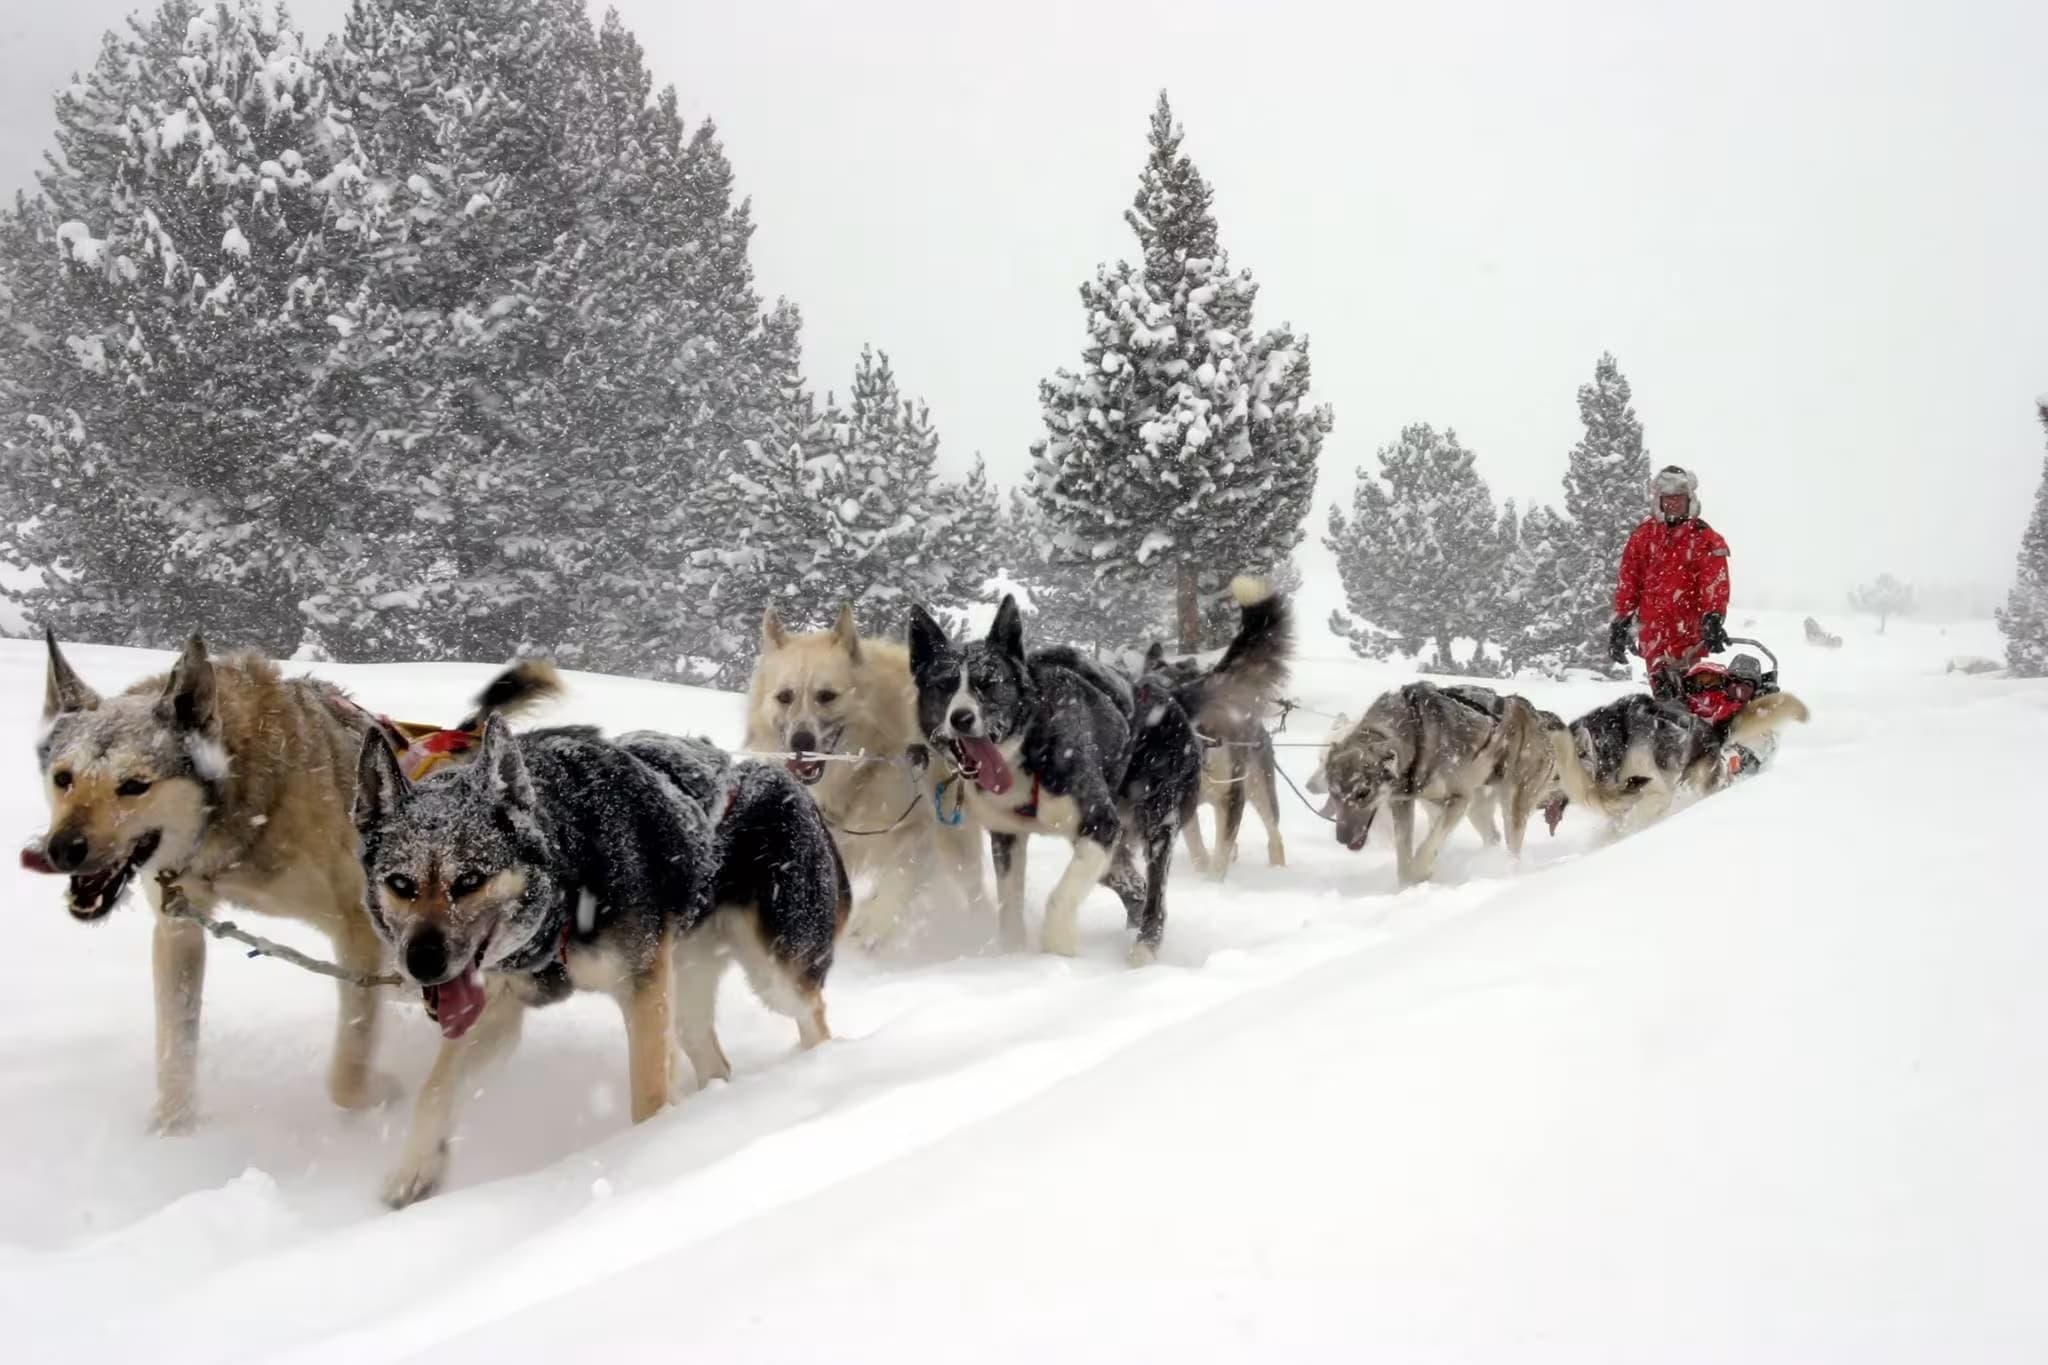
[427,973,487,1040]
[19,841,54,875]
[958,737,1013,794]
[1542,797,1568,835]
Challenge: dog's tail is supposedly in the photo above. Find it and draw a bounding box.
[1727,690,1810,748]
[459,658,564,730]
[1199,575,1293,720]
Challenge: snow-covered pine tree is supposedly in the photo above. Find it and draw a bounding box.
[1996,403,2048,677]
[0,0,365,654]
[1555,351,1653,668]
[1487,498,1521,668]
[1496,503,1577,676]
[1031,91,1329,652]
[1323,423,1498,672]
[696,345,972,674]
[307,0,603,662]
[926,454,1002,612]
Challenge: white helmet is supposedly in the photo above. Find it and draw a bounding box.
[1649,465,1699,521]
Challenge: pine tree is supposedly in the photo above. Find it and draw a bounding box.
[1496,502,1577,676]
[1847,573,1914,634]
[1997,404,2048,677]
[305,0,605,662]
[1324,424,1498,672]
[1555,351,1652,668]
[1031,91,1329,652]
[0,0,365,654]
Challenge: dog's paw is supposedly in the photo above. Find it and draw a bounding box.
[382,1144,448,1210]
[1126,940,1158,968]
[331,1068,403,1111]
[146,1098,197,1136]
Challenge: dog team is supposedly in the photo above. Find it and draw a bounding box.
[23,574,1806,1207]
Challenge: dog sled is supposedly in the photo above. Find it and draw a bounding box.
[1677,637,1787,780]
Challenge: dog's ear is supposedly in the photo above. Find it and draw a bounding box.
[907,604,951,672]
[156,633,217,733]
[43,629,100,719]
[987,595,1025,661]
[353,729,409,835]
[829,603,863,662]
[761,606,788,653]
[471,715,537,814]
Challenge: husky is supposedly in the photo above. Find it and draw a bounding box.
[1430,687,1572,857]
[1138,580,1294,879]
[745,605,993,947]
[353,669,846,1208]
[907,577,1287,964]
[27,632,391,1133]
[1320,681,1515,885]
[1550,689,1810,835]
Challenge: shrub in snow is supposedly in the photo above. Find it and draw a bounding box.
[1847,573,1914,634]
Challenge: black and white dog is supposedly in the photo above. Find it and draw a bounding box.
[353,676,847,1208]
[905,579,1289,965]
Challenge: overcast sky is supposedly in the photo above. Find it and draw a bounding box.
[7,0,2045,606]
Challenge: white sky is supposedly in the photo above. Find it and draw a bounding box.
[7,0,2045,607]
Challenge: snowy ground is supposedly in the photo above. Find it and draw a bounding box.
[2,610,2043,1362]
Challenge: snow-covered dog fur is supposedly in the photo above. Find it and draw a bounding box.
[1138,579,1295,879]
[745,605,992,946]
[1322,681,1517,884]
[907,577,1288,964]
[1432,686,1571,858]
[907,596,1190,964]
[354,668,846,1207]
[29,633,390,1134]
[1550,689,1810,835]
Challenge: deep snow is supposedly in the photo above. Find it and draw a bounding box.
[1,611,2042,1363]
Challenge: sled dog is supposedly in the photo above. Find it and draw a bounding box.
[907,577,1287,964]
[355,667,846,1207]
[745,605,992,946]
[28,633,391,1133]
[1321,681,1528,884]
[1139,583,1294,879]
[1550,689,1810,834]
[1429,686,1571,857]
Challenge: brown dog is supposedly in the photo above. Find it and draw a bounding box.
[30,634,390,1131]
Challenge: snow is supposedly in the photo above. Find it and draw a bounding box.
[1,613,2042,1361]
[220,226,250,260]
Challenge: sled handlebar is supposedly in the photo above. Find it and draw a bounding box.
[1725,636,1779,674]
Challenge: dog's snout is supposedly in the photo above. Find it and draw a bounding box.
[949,708,978,735]
[788,728,818,754]
[403,926,450,984]
[47,830,88,873]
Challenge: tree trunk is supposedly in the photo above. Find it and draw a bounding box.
[1176,562,1202,653]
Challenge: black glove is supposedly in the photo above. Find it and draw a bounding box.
[1607,615,1632,664]
[1701,611,1728,654]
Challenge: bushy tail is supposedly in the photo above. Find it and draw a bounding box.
[1727,690,1810,747]
[459,658,564,730]
[1200,576,1293,720]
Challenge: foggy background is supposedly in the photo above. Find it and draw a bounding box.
[6,0,2043,611]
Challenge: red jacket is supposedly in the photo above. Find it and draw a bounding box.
[1614,516,1731,667]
